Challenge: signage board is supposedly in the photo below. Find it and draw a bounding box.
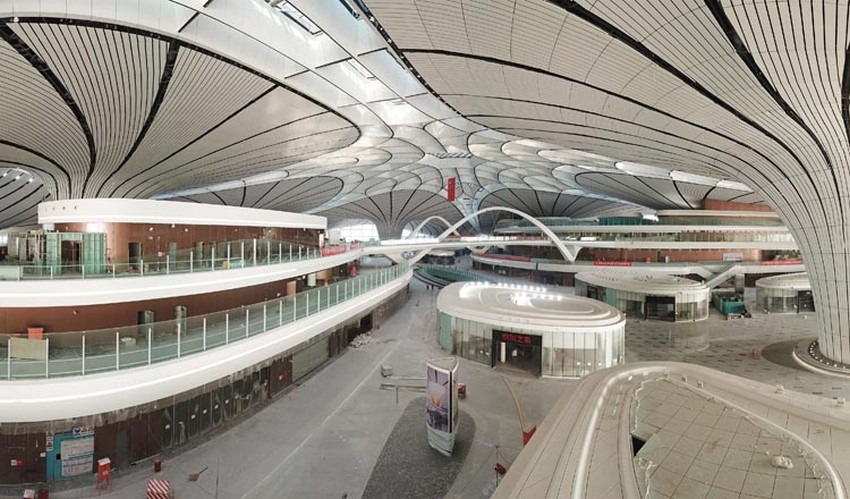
[426,357,459,456]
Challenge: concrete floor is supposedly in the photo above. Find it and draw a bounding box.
[18,265,850,499]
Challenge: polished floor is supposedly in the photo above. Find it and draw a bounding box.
[10,271,849,499]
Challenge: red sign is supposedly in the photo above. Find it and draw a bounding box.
[447,177,456,202]
[593,261,633,267]
[321,246,347,257]
[760,260,803,266]
[500,333,532,345]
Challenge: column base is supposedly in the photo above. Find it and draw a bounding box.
[792,339,850,377]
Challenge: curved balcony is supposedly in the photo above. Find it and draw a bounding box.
[0,239,337,281]
[0,264,406,380]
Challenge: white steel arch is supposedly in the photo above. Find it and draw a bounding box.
[407,216,460,239]
[438,207,578,262]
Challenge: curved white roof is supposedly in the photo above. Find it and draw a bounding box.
[576,271,710,300]
[756,272,811,291]
[436,282,623,332]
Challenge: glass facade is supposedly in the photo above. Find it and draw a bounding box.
[440,314,625,378]
[756,287,815,313]
[575,280,709,322]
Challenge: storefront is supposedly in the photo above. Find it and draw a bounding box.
[756,272,814,313]
[575,271,710,322]
[436,282,625,378]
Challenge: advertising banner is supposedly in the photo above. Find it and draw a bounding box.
[447,177,457,202]
[426,357,459,456]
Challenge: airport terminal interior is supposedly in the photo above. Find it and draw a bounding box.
[1,1,850,498]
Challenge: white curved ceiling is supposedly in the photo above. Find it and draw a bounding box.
[0,1,771,234]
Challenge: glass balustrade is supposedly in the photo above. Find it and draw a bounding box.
[0,240,354,281]
[0,264,408,379]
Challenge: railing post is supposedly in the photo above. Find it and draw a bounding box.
[50,266,54,279]
[140,259,145,276]
[227,244,231,267]
[241,241,245,264]
[147,328,152,365]
[115,332,120,370]
[6,338,10,380]
[166,254,170,275]
[263,304,267,331]
[82,265,85,280]
[225,313,230,344]
[177,323,182,358]
[306,293,310,317]
[289,244,292,260]
[279,300,283,326]
[45,337,49,379]
[112,263,116,277]
[267,240,271,264]
[203,318,207,351]
[211,245,216,270]
[293,296,297,321]
[278,242,282,263]
[245,308,250,337]
[190,251,194,273]
[336,285,339,304]
[299,246,302,259]
[253,239,257,266]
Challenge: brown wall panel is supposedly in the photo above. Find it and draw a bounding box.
[702,199,774,212]
[0,264,347,339]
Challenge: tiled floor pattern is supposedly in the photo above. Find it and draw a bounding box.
[625,289,850,399]
[634,380,833,499]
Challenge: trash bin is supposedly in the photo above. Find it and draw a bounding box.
[154,457,162,473]
[37,490,48,499]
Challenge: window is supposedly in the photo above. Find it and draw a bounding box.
[267,0,321,35]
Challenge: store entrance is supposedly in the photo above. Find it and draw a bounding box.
[797,291,815,313]
[491,331,542,377]
[645,296,676,321]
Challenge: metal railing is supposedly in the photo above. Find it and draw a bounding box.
[0,239,352,281]
[0,264,409,380]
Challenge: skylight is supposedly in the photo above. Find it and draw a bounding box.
[267,0,321,35]
[347,59,375,79]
